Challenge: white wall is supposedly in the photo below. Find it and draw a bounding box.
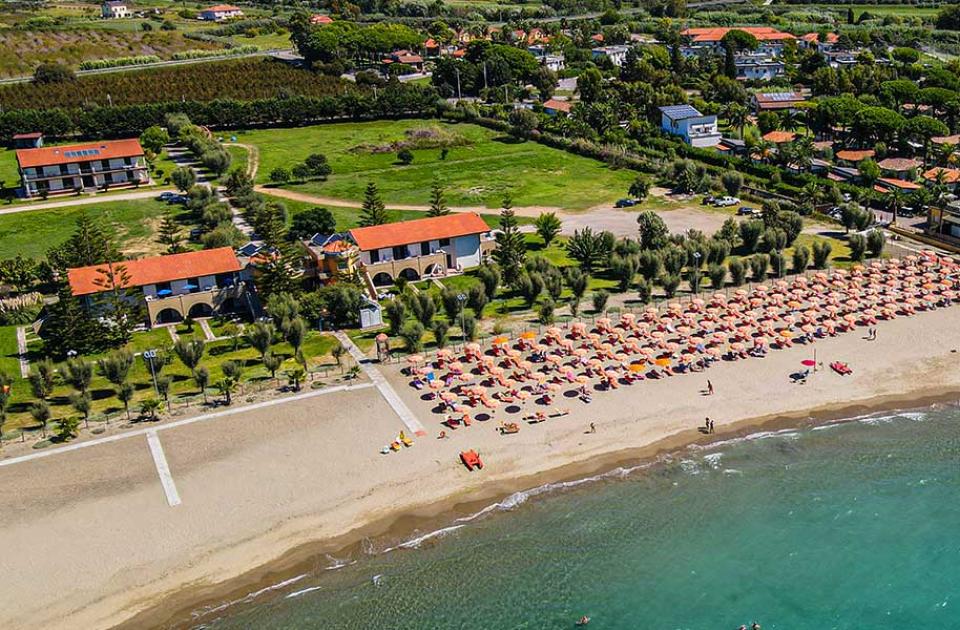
[453,235,481,269]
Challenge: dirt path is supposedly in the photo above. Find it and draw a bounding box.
[0,188,172,216]
[225,143,260,180]
[254,186,562,216]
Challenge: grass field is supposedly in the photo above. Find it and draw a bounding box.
[805,4,940,18]
[0,197,191,259]
[234,120,638,211]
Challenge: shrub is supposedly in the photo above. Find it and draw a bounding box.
[848,234,868,261]
[708,263,727,288]
[399,321,425,353]
[812,240,832,269]
[538,298,555,324]
[769,251,786,278]
[728,258,746,286]
[660,273,681,298]
[866,229,885,257]
[739,220,764,253]
[636,277,653,303]
[592,290,610,313]
[792,244,811,273]
[749,254,769,281]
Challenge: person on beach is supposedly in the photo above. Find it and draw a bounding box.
[710,419,715,433]
[589,422,596,433]
[707,380,714,395]
[704,417,711,432]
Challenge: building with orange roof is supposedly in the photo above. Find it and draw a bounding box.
[761,130,797,144]
[800,31,839,53]
[878,157,922,179]
[543,98,572,115]
[310,14,333,24]
[835,149,875,164]
[922,166,960,193]
[874,177,922,193]
[681,26,794,58]
[351,213,493,287]
[382,50,424,71]
[199,4,243,20]
[67,248,248,326]
[16,138,148,198]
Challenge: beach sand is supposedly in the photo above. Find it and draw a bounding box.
[3,305,960,629]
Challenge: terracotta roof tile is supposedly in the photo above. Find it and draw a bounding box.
[835,149,874,162]
[16,138,143,169]
[762,130,797,144]
[67,248,242,296]
[922,167,960,184]
[877,157,922,171]
[350,213,489,252]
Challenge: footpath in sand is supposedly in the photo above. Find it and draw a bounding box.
[3,306,960,629]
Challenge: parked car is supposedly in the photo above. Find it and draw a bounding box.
[159,191,178,201]
[714,196,740,207]
[702,195,716,205]
[737,206,759,216]
[614,198,638,208]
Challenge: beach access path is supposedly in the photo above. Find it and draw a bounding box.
[4,306,960,630]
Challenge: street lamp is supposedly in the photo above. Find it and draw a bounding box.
[143,349,160,395]
[457,293,467,349]
[693,251,702,296]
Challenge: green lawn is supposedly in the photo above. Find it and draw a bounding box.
[821,4,940,18]
[0,197,191,259]
[234,120,638,211]
[0,325,21,379]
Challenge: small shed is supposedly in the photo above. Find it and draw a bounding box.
[359,298,383,330]
[13,132,43,149]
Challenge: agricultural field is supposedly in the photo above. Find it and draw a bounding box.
[240,120,639,212]
[0,30,222,78]
[0,197,194,259]
[0,58,358,110]
[815,4,941,18]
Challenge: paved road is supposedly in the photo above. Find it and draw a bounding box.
[0,188,173,216]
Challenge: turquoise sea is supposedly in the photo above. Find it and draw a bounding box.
[197,406,960,630]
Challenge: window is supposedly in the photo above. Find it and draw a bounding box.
[369,249,380,263]
[420,241,431,255]
[392,245,409,260]
[439,238,451,247]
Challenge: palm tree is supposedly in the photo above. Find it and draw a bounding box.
[216,377,237,405]
[173,338,205,377]
[286,367,307,391]
[246,321,275,360]
[140,397,162,420]
[725,103,750,139]
[780,110,802,133]
[887,188,907,226]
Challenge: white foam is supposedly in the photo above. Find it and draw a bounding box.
[190,574,308,619]
[702,452,723,469]
[455,462,652,524]
[285,586,322,599]
[382,524,465,553]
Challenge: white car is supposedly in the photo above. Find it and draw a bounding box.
[714,196,740,207]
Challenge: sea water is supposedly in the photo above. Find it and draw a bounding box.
[199,407,960,629]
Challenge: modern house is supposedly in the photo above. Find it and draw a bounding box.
[735,55,785,81]
[752,91,806,113]
[301,233,360,284]
[198,4,243,21]
[16,138,149,198]
[350,213,494,287]
[66,248,248,326]
[101,0,130,18]
[659,105,722,148]
[923,166,960,193]
[382,50,424,72]
[591,45,630,67]
[800,32,839,53]
[877,157,922,180]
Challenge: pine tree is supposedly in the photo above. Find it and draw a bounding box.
[92,262,139,346]
[427,179,450,216]
[46,213,117,271]
[359,181,387,227]
[492,194,526,285]
[256,207,300,298]
[44,285,102,357]
[157,208,184,254]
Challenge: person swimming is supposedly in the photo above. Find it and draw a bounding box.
[576,616,590,626]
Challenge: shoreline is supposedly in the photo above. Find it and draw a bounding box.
[121,384,960,629]
[4,303,960,630]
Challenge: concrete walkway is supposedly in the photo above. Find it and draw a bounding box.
[15,326,29,378]
[198,319,216,342]
[334,331,426,436]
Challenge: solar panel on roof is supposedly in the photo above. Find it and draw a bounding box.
[63,148,101,158]
[659,104,702,119]
[761,92,799,102]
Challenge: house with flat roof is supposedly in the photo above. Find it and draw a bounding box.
[659,105,721,148]
[16,138,148,198]
[199,4,243,21]
[12,132,43,149]
[67,248,248,326]
[101,0,130,18]
[349,213,494,287]
[591,45,630,67]
[735,55,785,81]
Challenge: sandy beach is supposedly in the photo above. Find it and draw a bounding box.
[3,303,960,629]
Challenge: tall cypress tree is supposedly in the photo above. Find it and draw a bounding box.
[43,285,102,357]
[492,194,526,285]
[427,179,450,216]
[256,206,300,298]
[47,213,117,272]
[359,181,387,227]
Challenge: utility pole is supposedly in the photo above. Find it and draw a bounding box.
[455,68,462,101]
[483,61,488,90]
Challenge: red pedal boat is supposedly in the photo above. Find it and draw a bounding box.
[460,450,483,471]
[830,361,853,376]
